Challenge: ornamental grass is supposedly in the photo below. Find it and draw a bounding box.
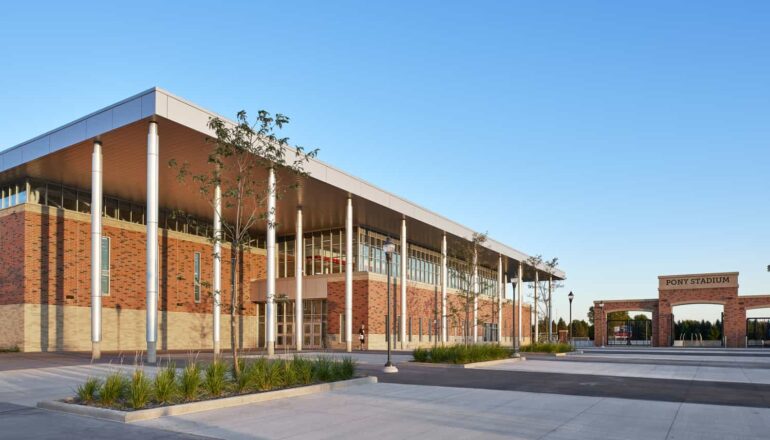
[73,356,357,411]
[412,344,513,364]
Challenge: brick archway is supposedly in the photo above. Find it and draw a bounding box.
[595,272,770,348]
[593,299,659,347]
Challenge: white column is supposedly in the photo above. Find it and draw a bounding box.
[534,270,539,344]
[473,248,478,343]
[400,218,407,348]
[517,262,523,347]
[497,255,503,344]
[345,197,353,352]
[266,167,277,356]
[295,207,303,351]
[548,275,553,342]
[90,140,103,360]
[212,182,222,355]
[146,121,159,364]
[441,233,447,343]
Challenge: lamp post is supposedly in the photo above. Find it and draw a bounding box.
[567,290,575,344]
[383,238,398,373]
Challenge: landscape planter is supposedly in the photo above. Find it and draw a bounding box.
[523,352,569,357]
[38,376,377,423]
[409,357,525,369]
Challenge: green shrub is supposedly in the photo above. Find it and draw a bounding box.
[75,377,100,403]
[203,360,228,397]
[293,356,313,385]
[413,348,429,362]
[235,359,262,393]
[179,362,201,401]
[520,342,572,353]
[153,362,178,405]
[335,357,356,380]
[99,372,126,406]
[312,357,334,382]
[127,369,152,410]
[280,360,297,387]
[411,344,513,364]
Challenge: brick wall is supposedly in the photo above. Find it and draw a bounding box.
[0,207,25,305]
[326,272,531,349]
[10,204,267,352]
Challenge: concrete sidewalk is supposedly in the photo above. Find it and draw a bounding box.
[139,382,770,440]
[477,358,770,384]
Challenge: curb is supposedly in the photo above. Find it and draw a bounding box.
[38,376,377,423]
[409,357,526,369]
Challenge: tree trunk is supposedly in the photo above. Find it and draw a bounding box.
[230,240,240,377]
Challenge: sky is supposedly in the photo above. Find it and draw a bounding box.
[1,1,769,323]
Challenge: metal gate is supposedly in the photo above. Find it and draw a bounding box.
[747,318,770,347]
[606,319,653,346]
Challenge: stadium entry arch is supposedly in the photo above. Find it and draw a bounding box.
[595,272,770,348]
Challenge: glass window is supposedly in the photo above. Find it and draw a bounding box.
[194,252,201,303]
[62,187,78,211]
[76,191,90,214]
[101,237,110,296]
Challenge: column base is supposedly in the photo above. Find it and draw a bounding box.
[267,342,275,357]
[383,364,399,373]
[213,341,220,357]
[91,342,101,360]
[147,341,157,364]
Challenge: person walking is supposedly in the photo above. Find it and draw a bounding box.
[358,323,366,351]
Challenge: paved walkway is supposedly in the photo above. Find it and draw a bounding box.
[4,348,770,439]
[139,382,770,440]
[477,357,770,384]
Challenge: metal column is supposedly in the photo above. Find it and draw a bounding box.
[146,122,159,364]
[517,262,523,347]
[295,207,303,351]
[212,182,222,355]
[473,248,478,343]
[266,167,277,356]
[497,255,503,343]
[90,140,102,360]
[533,270,539,344]
[441,233,447,343]
[345,197,353,352]
[400,218,407,348]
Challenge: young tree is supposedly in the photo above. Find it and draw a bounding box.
[524,255,561,342]
[446,232,489,345]
[171,110,316,376]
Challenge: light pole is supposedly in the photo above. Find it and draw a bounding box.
[567,290,575,344]
[383,238,398,373]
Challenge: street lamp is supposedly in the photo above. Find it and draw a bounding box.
[567,290,575,344]
[383,238,398,373]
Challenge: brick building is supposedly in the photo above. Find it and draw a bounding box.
[0,88,559,359]
[594,272,770,348]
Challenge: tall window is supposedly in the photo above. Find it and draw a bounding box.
[194,252,201,303]
[101,237,110,296]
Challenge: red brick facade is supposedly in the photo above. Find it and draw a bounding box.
[327,274,530,349]
[2,204,532,352]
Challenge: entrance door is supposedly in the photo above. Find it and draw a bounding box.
[276,301,294,349]
[303,299,326,349]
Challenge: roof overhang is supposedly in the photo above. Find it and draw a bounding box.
[0,87,565,281]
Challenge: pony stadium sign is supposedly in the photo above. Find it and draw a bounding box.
[658,272,738,291]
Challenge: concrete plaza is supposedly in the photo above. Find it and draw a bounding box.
[2,348,770,439]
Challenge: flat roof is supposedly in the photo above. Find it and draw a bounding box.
[0,87,565,280]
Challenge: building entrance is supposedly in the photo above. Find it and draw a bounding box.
[258,299,327,350]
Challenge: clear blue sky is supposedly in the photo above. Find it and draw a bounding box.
[2,1,769,323]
